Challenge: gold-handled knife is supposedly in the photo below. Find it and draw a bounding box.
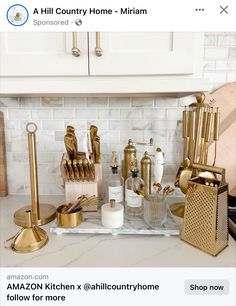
[73,160,80,181]
[67,159,75,181]
[78,159,84,181]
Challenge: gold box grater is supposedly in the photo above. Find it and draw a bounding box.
[181,163,228,256]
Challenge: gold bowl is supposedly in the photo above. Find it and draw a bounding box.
[56,204,83,228]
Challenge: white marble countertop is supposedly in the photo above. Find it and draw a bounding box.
[0,195,235,267]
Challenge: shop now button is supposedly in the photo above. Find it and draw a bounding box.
[185,280,229,295]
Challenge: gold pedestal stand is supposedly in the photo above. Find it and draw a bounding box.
[14,204,56,227]
[14,123,56,227]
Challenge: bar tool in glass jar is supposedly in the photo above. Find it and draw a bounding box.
[144,183,174,228]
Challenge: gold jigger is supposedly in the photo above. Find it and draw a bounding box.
[14,123,56,227]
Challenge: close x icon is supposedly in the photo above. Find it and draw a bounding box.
[220,5,229,14]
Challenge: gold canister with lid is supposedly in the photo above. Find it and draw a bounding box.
[141,151,152,197]
[123,139,137,181]
[122,138,153,181]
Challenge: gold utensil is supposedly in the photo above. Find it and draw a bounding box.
[213,108,220,166]
[67,159,75,181]
[62,159,70,181]
[198,110,208,163]
[175,106,189,188]
[203,108,213,164]
[73,160,80,181]
[182,106,189,160]
[83,158,90,181]
[78,159,84,181]
[179,110,196,193]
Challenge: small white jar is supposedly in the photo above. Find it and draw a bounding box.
[101,199,124,229]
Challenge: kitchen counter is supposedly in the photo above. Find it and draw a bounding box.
[0,195,235,267]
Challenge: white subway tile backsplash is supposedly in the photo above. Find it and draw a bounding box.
[86,97,108,108]
[132,120,154,130]
[154,97,178,107]
[215,61,236,70]
[131,97,154,107]
[144,130,167,144]
[109,97,131,108]
[120,130,143,143]
[203,72,227,83]
[98,109,120,119]
[120,109,142,119]
[32,109,53,119]
[64,97,86,107]
[76,109,97,119]
[109,120,131,130]
[166,109,182,120]
[203,60,215,71]
[37,152,59,163]
[2,32,235,195]
[55,131,65,141]
[229,48,236,59]
[204,34,217,47]
[204,47,229,59]
[42,120,64,130]
[12,152,28,163]
[0,97,19,108]
[41,97,64,107]
[53,109,75,119]
[38,184,64,195]
[154,120,178,130]
[19,97,40,108]
[4,120,20,129]
[218,35,236,47]
[164,152,183,164]
[143,109,166,120]
[8,109,31,120]
[100,130,120,143]
[11,141,28,153]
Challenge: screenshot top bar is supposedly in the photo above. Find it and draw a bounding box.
[0,0,235,31]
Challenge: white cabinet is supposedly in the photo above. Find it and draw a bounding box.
[89,32,203,76]
[0,32,203,77]
[0,32,208,94]
[0,32,88,76]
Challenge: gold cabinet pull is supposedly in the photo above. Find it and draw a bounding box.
[95,32,103,57]
[72,32,81,57]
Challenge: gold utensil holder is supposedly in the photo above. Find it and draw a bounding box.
[181,163,228,256]
[57,205,83,228]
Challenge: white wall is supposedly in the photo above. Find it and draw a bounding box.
[0,32,235,195]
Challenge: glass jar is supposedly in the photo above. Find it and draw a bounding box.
[125,170,144,216]
[143,193,167,227]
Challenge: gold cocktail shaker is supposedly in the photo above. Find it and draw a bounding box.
[141,151,152,196]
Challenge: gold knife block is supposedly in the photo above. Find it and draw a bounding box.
[181,163,228,256]
[14,123,56,227]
